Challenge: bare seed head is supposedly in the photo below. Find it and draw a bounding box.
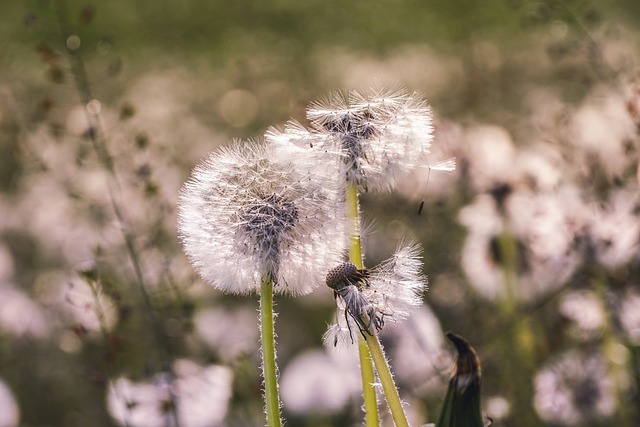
[325,262,367,290]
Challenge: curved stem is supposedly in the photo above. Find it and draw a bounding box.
[346,183,380,427]
[366,334,409,427]
[260,275,283,427]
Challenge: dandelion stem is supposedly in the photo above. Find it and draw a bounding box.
[346,184,364,267]
[366,334,410,427]
[346,183,380,426]
[260,275,283,427]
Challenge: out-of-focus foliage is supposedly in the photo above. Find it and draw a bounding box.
[1,0,640,426]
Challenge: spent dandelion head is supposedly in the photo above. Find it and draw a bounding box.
[177,140,345,295]
[268,88,434,192]
[324,242,428,347]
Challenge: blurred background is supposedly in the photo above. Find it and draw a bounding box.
[1,0,640,425]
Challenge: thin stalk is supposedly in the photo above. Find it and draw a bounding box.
[346,183,381,426]
[497,231,536,426]
[260,275,283,427]
[53,2,180,425]
[366,334,409,427]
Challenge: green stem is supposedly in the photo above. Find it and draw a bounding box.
[366,334,410,427]
[346,183,380,427]
[260,275,283,427]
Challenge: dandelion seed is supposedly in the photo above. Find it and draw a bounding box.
[177,140,345,295]
[324,242,427,347]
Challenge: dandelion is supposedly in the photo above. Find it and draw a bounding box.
[324,242,427,427]
[107,359,233,427]
[533,349,617,425]
[177,140,345,296]
[559,290,606,340]
[324,242,428,347]
[267,88,435,193]
[177,140,345,427]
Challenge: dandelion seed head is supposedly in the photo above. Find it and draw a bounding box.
[559,290,605,340]
[178,141,345,295]
[324,242,428,348]
[107,360,233,427]
[303,88,434,192]
[534,350,617,425]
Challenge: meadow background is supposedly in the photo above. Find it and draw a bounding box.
[1,0,640,426]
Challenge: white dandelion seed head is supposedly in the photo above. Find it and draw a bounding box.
[107,360,233,427]
[534,350,617,425]
[559,290,606,340]
[323,242,428,349]
[265,122,345,181]
[177,140,346,295]
[304,88,434,192]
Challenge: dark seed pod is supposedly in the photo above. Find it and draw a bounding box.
[326,262,368,290]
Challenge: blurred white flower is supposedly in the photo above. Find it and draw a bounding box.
[0,379,19,427]
[0,285,48,338]
[178,140,345,295]
[107,359,233,427]
[559,290,605,340]
[459,187,582,302]
[58,275,118,333]
[383,305,449,393]
[484,395,510,422]
[619,289,640,345]
[324,242,427,347]
[581,189,640,268]
[534,350,617,425]
[193,306,259,361]
[269,88,435,193]
[280,349,360,415]
[463,125,517,193]
[568,89,636,179]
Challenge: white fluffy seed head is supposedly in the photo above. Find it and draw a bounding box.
[177,140,346,295]
[324,242,428,348]
[305,88,434,192]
